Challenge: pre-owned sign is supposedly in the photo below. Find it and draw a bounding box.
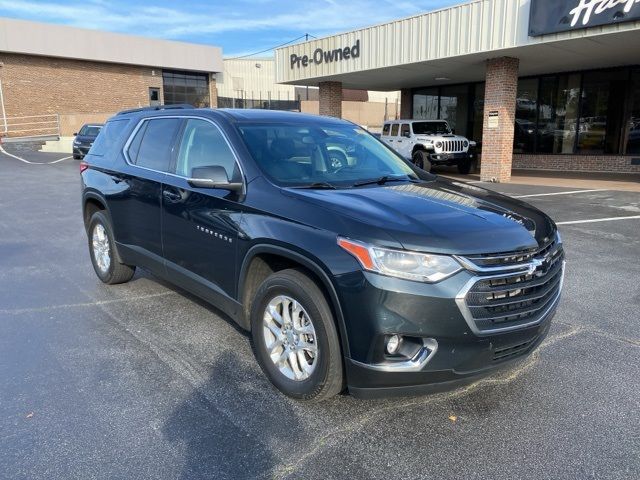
[529,0,640,36]
[290,40,360,69]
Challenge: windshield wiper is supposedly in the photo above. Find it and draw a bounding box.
[291,182,337,190]
[352,175,417,188]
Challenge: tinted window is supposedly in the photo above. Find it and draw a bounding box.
[176,119,238,179]
[88,120,128,157]
[400,124,410,137]
[390,124,399,136]
[627,70,640,155]
[514,78,538,153]
[412,122,451,135]
[382,124,390,135]
[130,118,181,172]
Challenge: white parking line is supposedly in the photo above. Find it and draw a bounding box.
[49,155,73,164]
[557,215,640,225]
[0,144,71,165]
[513,189,607,198]
[0,143,33,164]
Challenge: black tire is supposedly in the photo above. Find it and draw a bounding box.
[412,150,432,172]
[457,158,472,174]
[73,155,81,160]
[250,269,344,401]
[88,211,135,285]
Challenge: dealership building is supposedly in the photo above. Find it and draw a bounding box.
[0,17,222,138]
[275,0,640,181]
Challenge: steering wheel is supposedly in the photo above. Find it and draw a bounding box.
[328,150,348,173]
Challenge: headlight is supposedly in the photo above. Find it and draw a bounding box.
[463,140,469,148]
[435,141,443,149]
[73,140,81,146]
[338,237,461,283]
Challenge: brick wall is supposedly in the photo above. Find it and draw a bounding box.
[0,53,163,137]
[318,81,342,118]
[480,57,519,182]
[513,154,640,174]
[400,89,412,119]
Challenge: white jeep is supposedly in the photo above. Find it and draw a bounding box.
[381,120,476,174]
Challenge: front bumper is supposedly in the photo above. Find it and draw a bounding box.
[429,151,473,165]
[73,145,90,158]
[335,267,561,398]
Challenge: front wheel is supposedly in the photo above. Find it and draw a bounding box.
[412,150,432,172]
[88,211,136,284]
[250,269,344,401]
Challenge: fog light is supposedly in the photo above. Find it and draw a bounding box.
[386,335,401,355]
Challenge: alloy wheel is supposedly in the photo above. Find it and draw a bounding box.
[262,295,318,381]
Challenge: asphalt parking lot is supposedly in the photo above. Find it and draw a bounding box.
[1,149,639,480]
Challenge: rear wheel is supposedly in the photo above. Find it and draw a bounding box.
[88,211,135,284]
[457,158,472,174]
[412,150,432,172]
[250,269,344,401]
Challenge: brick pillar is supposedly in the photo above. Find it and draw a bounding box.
[209,73,218,108]
[480,57,519,182]
[400,89,412,119]
[319,81,342,118]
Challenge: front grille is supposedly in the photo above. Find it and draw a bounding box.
[458,241,564,334]
[442,140,465,153]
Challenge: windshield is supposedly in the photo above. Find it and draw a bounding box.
[238,123,420,187]
[79,125,103,137]
[412,122,451,135]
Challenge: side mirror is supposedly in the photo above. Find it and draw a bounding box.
[188,165,243,192]
[451,129,456,134]
[73,132,78,136]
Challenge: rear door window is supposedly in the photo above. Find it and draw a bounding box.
[88,119,129,157]
[127,118,182,172]
[401,124,410,137]
[390,124,399,136]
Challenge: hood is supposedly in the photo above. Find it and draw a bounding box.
[282,178,555,255]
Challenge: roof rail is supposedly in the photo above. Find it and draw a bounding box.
[116,104,194,116]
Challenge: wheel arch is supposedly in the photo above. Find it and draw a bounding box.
[238,243,351,358]
[83,192,110,231]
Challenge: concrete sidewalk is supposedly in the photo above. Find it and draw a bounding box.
[441,168,640,192]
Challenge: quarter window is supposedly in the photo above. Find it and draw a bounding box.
[382,123,390,136]
[175,119,238,179]
[128,118,181,172]
[390,124,399,136]
[89,119,128,157]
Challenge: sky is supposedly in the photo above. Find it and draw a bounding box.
[0,0,462,57]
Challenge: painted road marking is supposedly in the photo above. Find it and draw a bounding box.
[557,215,640,225]
[0,144,71,165]
[49,156,73,164]
[513,189,608,198]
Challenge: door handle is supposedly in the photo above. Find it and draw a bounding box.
[162,190,181,202]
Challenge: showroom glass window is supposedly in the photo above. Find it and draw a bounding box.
[578,70,627,154]
[536,74,581,154]
[514,79,538,153]
[413,88,439,120]
[163,70,210,107]
[440,85,471,137]
[627,70,640,155]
